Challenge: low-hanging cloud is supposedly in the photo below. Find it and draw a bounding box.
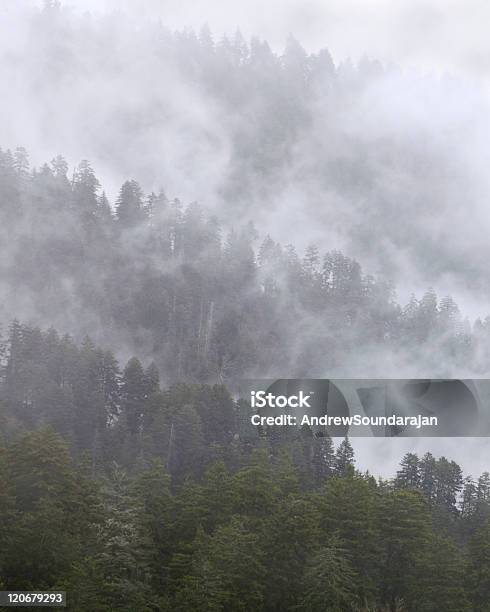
[3,2,490,318]
[3,0,490,477]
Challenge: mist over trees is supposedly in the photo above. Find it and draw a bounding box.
[0,144,489,382]
[2,2,490,610]
[2,1,490,313]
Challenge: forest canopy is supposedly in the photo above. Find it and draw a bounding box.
[0,322,489,611]
[0,145,487,384]
[1,3,490,610]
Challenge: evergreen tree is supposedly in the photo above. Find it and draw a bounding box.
[461,476,478,520]
[380,489,433,610]
[318,473,381,604]
[120,357,148,437]
[175,518,266,612]
[72,160,100,215]
[395,452,420,489]
[422,535,470,612]
[434,457,463,513]
[420,452,437,504]
[468,518,490,612]
[335,436,355,476]
[297,539,358,612]
[311,434,336,484]
[115,180,146,227]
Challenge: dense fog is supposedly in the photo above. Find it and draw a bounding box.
[2,2,490,318]
[2,1,490,476]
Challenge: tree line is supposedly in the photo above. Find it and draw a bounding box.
[0,324,490,610]
[0,146,488,385]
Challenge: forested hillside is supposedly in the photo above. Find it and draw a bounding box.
[2,3,490,610]
[0,146,489,383]
[3,1,490,315]
[0,325,490,611]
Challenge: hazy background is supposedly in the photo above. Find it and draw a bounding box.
[2,0,490,477]
[19,0,490,80]
[2,0,490,318]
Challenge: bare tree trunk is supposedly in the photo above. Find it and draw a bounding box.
[166,421,174,471]
[204,300,214,355]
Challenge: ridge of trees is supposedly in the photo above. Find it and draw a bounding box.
[0,324,489,609]
[0,146,487,385]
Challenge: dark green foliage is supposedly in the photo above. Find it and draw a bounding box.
[0,331,488,610]
[175,518,266,611]
[379,489,433,610]
[318,473,381,605]
[335,435,355,475]
[0,13,488,609]
[468,519,490,612]
[0,396,488,610]
[0,429,101,590]
[395,452,420,489]
[0,324,488,609]
[297,539,358,612]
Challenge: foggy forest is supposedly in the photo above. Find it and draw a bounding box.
[1,1,490,611]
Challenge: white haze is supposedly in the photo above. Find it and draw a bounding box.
[36,0,490,80]
[2,1,490,318]
[3,0,490,478]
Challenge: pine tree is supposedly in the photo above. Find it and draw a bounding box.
[200,461,234,532]
[422,535,470,612]
[416,288,438,341]
[434,457,463,513]
[468,518,490,612]
[318,473,380,604]
[420,452,437,504]
[335,436,355,476]
[121,357,148,437]
[97,191,113,224]
[13,147,29,179]
[461,476,478,519]
[194,385,235,446]
[263,495,320,610]
[132,460,174,594]
[311,435,336,484]
[175,517,266,612]
[395,452,420,489]
[297,538,358,612]
[380,489,433,610]
[93,463,155,611]
[2,429,101,590]
[167,403,205,481]
[115,180,146,227]
[72,160,100,215]
[231,449,278,518]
